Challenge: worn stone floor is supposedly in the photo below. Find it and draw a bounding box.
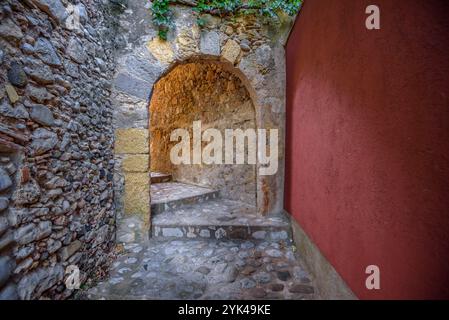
[84,216,316,300]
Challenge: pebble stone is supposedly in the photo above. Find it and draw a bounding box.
[7,62,27,87]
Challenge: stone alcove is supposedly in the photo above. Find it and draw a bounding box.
[149,59,257,206]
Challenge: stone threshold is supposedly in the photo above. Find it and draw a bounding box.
[150,182,220,215]
[151,199,292,241]
[150,172,172,184]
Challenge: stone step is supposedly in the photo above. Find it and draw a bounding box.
[150,172,172,184]
[150,182,219,215]
[151,199,292,242]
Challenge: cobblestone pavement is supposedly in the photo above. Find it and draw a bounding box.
[153,199,288,228]
[84,216,317,300]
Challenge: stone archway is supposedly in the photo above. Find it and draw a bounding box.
[149,59,258,207]
[112,3,289,227]
[113,51,283,227]
[114,53,284,223]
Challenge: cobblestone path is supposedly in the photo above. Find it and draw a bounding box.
[85,175,317,300]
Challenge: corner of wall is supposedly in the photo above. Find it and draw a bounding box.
[288,213,357,300]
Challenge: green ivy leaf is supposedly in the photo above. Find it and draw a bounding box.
[158,29,168,40]
[149,0,303,40]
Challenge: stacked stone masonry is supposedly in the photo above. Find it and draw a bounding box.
[0,0,117,299]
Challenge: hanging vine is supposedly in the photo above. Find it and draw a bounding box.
[150,0,303,40]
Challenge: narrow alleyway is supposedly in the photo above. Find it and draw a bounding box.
[2,0,448,302]
[85,174,317,300]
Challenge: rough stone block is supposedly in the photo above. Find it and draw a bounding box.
[37,221,52,240]
[0,168,12,192]
[0,99,29,119]
[14,223,38,245]
[124,172,150,216]
[123,54,162,87]
[0,256,14,288]
[67,37,88,64]
[0,216,9,235]
[252,230,267,240]
[34,37,62,67]
[200,31,220,56]
[58,240,82,261]
[17,265,64,300]
[30,104,55,126]
[221,39,241,64]
[122,154,149,172]
[5,84,19,104]
[146,38,174,64]
[0,284,18,300]
[115,128,149,154]
[0,198,12,211]
[113,98,148,128]
[30,0,68,25]
[114,72,151,100]
[161,227,183,238]
[0,232,13,252]
[7,62,27,87]
[30,128,58,156]
[270,230,288,240]
[0,18,23,41]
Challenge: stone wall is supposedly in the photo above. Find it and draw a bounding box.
[150,62,256,205]
[112,1,293,218]
[0,0,116,299]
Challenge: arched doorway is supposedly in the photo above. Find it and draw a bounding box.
[114,50,286,224]
[149,60,257,215]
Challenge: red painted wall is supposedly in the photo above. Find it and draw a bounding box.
[285,0,449,299]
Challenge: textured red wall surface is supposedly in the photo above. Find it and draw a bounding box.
[285,0,449,299]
